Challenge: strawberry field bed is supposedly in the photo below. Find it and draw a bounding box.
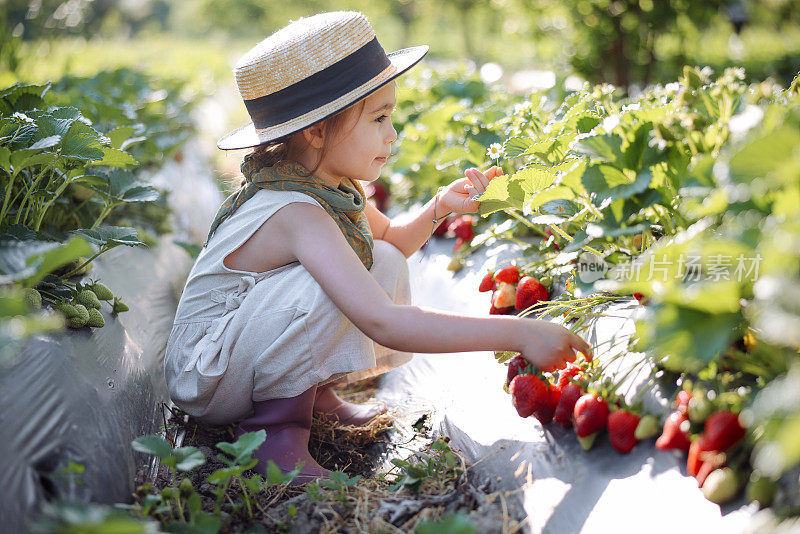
[0,70,224,530]
[377,237,757,533]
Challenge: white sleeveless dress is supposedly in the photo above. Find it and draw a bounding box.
[164,189,412,425]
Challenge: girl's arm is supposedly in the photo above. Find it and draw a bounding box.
[274,201,590,371]
[365,167,503,257]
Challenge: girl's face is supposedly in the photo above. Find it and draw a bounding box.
[317,82,397,185]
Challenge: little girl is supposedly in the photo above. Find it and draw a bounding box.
[165,11,591,484]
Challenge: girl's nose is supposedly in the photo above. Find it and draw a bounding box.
[386,122,398,144]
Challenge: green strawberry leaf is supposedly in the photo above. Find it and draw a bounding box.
[131,435,174,461]
[729,125,800,183]
[173,447,206,472]
[503,136,534,158]
[540,199,581,217]
[107,126,138,149]
[583,165,652,205]
[515,167,558,198]
[0,236,94,285]
[9,149,58,178]
[87,169,159,203]
[60,121,105,161]
[87,147,138,168]
[574,133,624,164]
[216,430,266,465]
[29,135,61,150]
[478,173,525,215]
[71,226,145,248]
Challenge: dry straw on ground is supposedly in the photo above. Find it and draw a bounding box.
[146,379,524,533]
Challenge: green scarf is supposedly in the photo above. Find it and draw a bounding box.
[205,155,374,270]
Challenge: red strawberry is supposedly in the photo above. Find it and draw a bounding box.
[494,265,520,284]
[544,227,561,250]
[554,382,583,427]
[489,304,513,315]
[493,282,517,309]
[655,411,692,451]
[505,354,529,389]
[694,457,719,488]
[633,292,645,303]
[533,383,562,425]
[449,216,475,241]
[514,276,550,310]
[510,374,548,418]
[704,411,745,451]
[557,362,583,389]
[676,390,692,415]
[432,216,452,237]
[478,272,495,292]
[687,435,712,477]
[607,410,641,453]
[573,394,609,438]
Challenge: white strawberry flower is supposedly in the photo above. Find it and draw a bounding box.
[663,82,680,96]
[601,114,620,132]
[487,143,503,160]
[12,112,33,124]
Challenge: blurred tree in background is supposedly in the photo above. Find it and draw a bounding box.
[510,0,800,86]
[564,0,727,86]
[1,0,798,87]
[3,0,171,39]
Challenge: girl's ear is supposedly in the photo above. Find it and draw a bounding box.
[301,123,326,149]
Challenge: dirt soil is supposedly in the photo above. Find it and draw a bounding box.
[135,377,526,533]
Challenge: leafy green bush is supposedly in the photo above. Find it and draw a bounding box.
[423,64,800,510]
[0,68,196,346]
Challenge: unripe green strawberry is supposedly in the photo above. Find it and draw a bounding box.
[67,316,86,328]
[688,396,714,423]
[72,304,90,323]
[634,414,660,440]
[76,289,101,309]
[55,302,78,317]
[447,257,463,272]
[702,468,740,504]
[746,473,775,507]
[91,283,113,301]
[67,257,93,276]
[179,477,194,498]
[86,308,105,328]
[112,298,129,314]
[577,433,597,451]
[66,304,89,328]
[24,288,42,309]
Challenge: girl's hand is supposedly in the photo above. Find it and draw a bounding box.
[437,166,503,216]
[518,320,593,373]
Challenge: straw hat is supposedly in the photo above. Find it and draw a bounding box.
[218,11,428,150]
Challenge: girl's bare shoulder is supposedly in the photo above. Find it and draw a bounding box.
[224,201,329,273]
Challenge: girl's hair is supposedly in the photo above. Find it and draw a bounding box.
[239,99,366,188]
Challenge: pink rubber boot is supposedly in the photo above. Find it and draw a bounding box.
[236,386,330,485]
[313,382,387,426]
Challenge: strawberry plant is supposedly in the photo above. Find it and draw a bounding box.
[388,438,463,494]
[305,470,362,506]
[0,67,196,343]
[131,435,206,525]
[418,66,800,510]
